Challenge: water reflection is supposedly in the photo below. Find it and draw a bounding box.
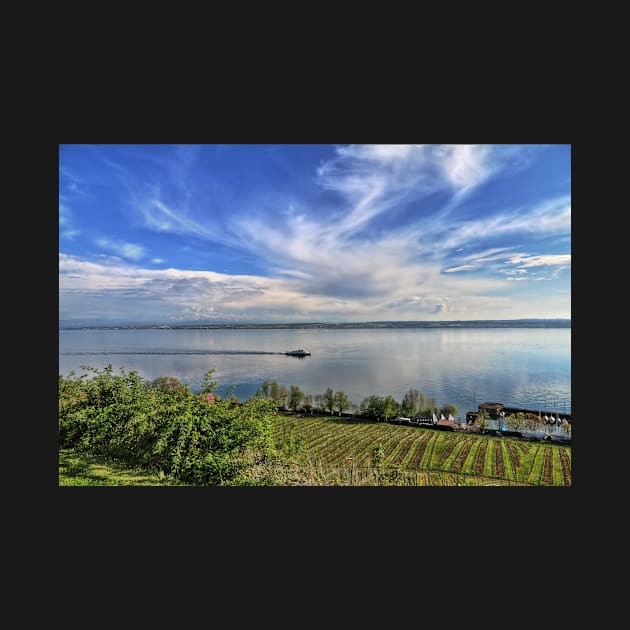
[59,327,571,417]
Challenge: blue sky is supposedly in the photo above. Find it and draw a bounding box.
[59,144,571,324]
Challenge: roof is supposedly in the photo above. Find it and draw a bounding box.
[436,418,459,428]
[479,402,504,413]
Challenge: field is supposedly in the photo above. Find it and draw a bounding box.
[271,414,572,486]
[58,413,572,487]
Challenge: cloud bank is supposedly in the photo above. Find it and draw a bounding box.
[59,144,571,323]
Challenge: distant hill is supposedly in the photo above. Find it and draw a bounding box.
[59,318,571,330]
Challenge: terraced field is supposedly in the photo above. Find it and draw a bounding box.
[272,415,571,486]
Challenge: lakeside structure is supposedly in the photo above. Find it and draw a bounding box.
[389,402,571,444]
[464,402,572,443]
[466,402,572,425]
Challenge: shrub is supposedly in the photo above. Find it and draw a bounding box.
[59,365,278,485]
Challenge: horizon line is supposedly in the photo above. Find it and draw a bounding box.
[59,317,571,329]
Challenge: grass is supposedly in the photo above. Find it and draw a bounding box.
[59,449,186,486]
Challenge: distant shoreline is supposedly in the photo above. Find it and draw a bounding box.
[59,319,571,331]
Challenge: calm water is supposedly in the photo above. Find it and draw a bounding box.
[58,328,571,418]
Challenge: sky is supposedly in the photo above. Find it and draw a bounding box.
[59,144,571,325]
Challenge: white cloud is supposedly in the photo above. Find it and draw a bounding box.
[122,145,562,292]
[437,144,492,189]
[229,148,571,315]
[335,144,417,164]
[461,247,515,263]
[59,253,516,322]
[95,238,147,261]
[492,253,571,281]
[437,196,571,252]
[510,254,571,268]
[236,145,511,271]
[59,203,81,240]
[59,203,71,227]
[60,167,90,197]
[61,145,570,322]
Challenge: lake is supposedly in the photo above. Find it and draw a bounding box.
[58,327,571,418]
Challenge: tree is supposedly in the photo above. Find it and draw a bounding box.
[265,381,288,407]
[201,368,219,395]
[382,395,399,421]
[334,390,350,416]
[505,413,520,432]
[439,403,458,417]
[270,381,281,401]
[324,387,335,414]
[524,412,541,430]
[302,394,313,415]
[364,395,384,419]
[401,388,420,418]
[289,385,304,412]
[276,384,289,409]
[314,394,325,413]
[359,398,369,415]
[475,409,490,430]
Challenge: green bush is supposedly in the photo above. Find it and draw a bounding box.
[59,365,278,485]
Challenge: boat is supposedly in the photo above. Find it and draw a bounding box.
[284,348,311,356]
[549,430,571,443]
[520,429,549,441]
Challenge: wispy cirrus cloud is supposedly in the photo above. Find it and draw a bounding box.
[60,144,571,322]
[59,202,81,240]
[500,253,571,280]
[223,146,570,313]
[432,195,571,253]
[95,237,147,261]
[443,248,571,281]
[443,265,475,273]
[60,166,91,198]
[235,145,529,263]
[314,144,501,239]
[506,254,571,268]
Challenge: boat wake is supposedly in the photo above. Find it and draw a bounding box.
[59,350,286,356]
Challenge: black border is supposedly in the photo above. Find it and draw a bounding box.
[51,97,577,588]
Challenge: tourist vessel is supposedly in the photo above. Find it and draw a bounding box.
[285,348,311,356]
